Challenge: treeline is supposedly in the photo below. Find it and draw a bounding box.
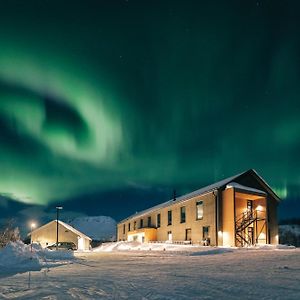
[279,218,300,225]
[279,224,300,247]
[0,219,20,248]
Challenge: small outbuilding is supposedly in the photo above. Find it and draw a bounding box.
[30,220,92,250]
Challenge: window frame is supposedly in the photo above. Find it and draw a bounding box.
[157,213,161,228]
[180,206,186,223]
[196,200,204,220]
[167,210,172,226]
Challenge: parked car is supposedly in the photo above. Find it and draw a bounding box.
[47,242,77,251]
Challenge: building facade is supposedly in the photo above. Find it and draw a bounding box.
[30,220,92,250]
[117,170,280,247]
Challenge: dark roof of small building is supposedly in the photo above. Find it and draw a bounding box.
[119,169,280,223]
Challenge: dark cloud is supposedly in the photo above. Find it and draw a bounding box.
[43,95,90,144]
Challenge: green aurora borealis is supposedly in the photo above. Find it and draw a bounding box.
[0,1,299,219]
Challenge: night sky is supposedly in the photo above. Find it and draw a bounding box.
[0,1,299,231]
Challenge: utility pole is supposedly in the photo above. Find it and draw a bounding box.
[30,223,36,253]
[56,206,63,250]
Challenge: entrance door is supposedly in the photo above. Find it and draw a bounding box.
[78,237,84,250]
[247,200,253,212]
[248,227,254,245]
[202,226,210,246]
[247,200,254,220]
[185,229,191,242]
[203,226,210,239]
[167,231,172,242]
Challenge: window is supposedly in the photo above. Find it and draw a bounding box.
[157,213,161,228]
[134,221,137,230]
[196,201,203,220]
[148,216,151,227]
[140,219,144,228]
[167,210,172,225]
[128,223,131,231]
[123,224,125,234]
[180,206,186,223]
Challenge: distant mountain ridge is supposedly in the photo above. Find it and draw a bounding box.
[69,216,116,241]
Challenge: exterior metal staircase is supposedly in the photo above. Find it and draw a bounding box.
[235,210,266,247]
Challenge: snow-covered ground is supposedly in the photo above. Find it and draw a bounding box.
[0,241,299,299]
[0,241,74,278]
[69,216,116,241]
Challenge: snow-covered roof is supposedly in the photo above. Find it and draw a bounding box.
[58,220,92,241]
[30,220,92,241]
[119,169,280,223]
[226,182,266,195]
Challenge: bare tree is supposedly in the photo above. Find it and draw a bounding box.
[0,219,21,248]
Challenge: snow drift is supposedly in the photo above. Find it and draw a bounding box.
[93,241,231,253]
[93,241,297,253]
[0,241,74,277]
[0,241,41,272]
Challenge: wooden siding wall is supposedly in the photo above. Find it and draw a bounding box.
[255,197,267,244]
[268,196,279,244]
[117,192,217,245]
[221,188,235,246]
[127,228,157,243]
[31,222,90,250]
